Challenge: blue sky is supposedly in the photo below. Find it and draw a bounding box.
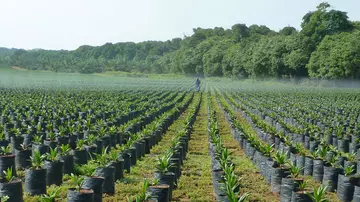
[0,0,358,50]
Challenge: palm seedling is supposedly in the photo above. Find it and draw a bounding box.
[274,150,289,169]
[108,149,120,162]
[96,119,105,127]
[11,128,21,137]
[109,126,117,137]
[75,124,83,133]
[156,150,174,175]
[0,145,11,156]
[211,134,222,147]
[68,125,75,135]
[115,144,126,153]
[328,154,339,168]
[5,116,11,124]
[59,144,71,156]
[283,135,291,146]
[77,164,96,177]
[46,123,53,133]
[33,134,43,145]
[75,139,85,151]
[289,163,303,179]
[0,195,9,202]
[315,146,328,160]
[277,130,285,140]
[69,173,85,192]
[30,150,46,169]
[218,148,233,170]
[297,180,309,192]
[92,146,109,168]
[247,135,256,146]
[36,124,42,134]
[295,143,306,156]
[131,179,151,202]
[335,126,343,139]
[222,163,239,189]
[98,127,107,137]
[2,167,15,183]
[58,126,67,137]
[40,188,61,202]
[263,144,274,157]
[125,137,135,150]
[46,148,59,162]
[84,134,97,145]
[345,152,357,163]
[344,165,355,176]
[306,184,329,202]
[84,119,94,131]
[221,164,248,202]
[328,145,338,155]
[169,137,180,151]
[0,131,6,141]
[209,121,219,137]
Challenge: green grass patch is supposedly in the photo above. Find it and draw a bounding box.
[172,93,215,201]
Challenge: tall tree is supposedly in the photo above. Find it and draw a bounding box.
[301,2,353,45]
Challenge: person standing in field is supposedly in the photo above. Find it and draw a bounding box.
[196,77,201,91]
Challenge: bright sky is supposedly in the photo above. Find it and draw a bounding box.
[0,0,359,50]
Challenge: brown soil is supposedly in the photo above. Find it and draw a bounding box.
[11,66,26,71]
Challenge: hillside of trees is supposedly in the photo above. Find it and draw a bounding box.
[0,48,15,66]
[2,2,360,79]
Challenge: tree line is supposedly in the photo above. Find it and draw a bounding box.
[2,2,360,79]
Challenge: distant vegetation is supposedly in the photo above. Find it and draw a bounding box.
[1,2,360,79]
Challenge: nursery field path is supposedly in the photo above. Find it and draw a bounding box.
[172,93,216,201]
[212,94,280,202]
[105,93,200,202]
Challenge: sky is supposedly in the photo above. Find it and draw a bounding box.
[0,0,359,50]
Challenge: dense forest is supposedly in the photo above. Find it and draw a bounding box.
[0,48,16,66]
[2,2,360,79]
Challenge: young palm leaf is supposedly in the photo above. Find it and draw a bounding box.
[306,184,329,202]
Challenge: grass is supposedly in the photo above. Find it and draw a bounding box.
[3,64,185,80]
[97,71,185,79]
[172,93,216,201]
[211,93,280,202]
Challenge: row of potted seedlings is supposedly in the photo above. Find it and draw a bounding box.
[206,92,249,202]
[123,93,200,202]
[231,90,360,158]
[0,90,181,160]
[0,92,193,201]
[230,88,360,125]
[146,94,201,202]
[0,88,174,135]
[69,92,194,202]
[0,90,182,148]
[230,90,360,162]
[0,90,186,175]
[59,93,194,202]
[70,92,194,202]
[1,90,178,172]
[224,91,360,202]
[215,91,330,202]
[237,89,360,138]
[119,93,193,175]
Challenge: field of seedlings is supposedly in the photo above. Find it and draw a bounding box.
[1,70,360,202]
